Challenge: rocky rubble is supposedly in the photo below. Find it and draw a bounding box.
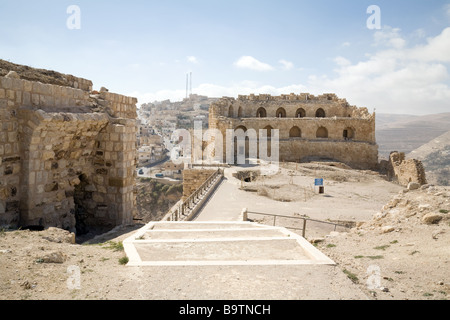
[319,184,450,300]
[359,184,450,232]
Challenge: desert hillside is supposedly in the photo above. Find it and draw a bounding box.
[376,113,450,159]
[407,131,450,186]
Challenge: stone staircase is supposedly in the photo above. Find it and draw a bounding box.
[123,221,335,266]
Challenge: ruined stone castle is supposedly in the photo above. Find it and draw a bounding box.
[0,61,137,234]
[208,93,378,170]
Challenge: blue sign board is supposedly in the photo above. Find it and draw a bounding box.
[315,179,324,186]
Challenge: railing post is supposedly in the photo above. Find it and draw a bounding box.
[241,208,248,221]
[302,219,307,238]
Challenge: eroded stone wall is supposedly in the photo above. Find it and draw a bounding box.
[0,66,137,233]
[383,151,427,186]
[182,169,216,200]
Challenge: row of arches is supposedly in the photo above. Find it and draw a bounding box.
[229,106,326,118]
[234,125,355,139]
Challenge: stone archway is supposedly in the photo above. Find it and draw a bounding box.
[316,126,328,138]
[296,108,306,118]
[238,107,243,118]
[276,108,286,118]
[315,108,326,118]
[289,126,302,138]
[228,106,234,118]
[256,107,267,118]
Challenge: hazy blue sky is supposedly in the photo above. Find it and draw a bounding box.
[1,0,450,114]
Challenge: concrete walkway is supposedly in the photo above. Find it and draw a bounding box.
[124,221,334,266]
[122,166,370,300]
[122,221,367,299]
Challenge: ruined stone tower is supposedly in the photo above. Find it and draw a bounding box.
[0,61,137,234]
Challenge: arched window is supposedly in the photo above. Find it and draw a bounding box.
[276,107,286,118]
[238,107,243,118]
[235,125,248,133]
[343,127,355,140]
[296,108,306,118]
[315,108,326,118]
[256,107,267,118]
[228,106,234,118]
[289,126,302,138]
[316,127,328,138]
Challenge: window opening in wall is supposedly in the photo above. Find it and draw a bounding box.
[238,107,243,118]
[228,106,234,118]
[296,108,306,118]
[276,108,286,118]
[256,107,267,118]
[315,108,326,118]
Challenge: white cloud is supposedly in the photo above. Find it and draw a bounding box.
[373,26,406,49]
[134,27,450,115]
[334,56,351,67]
[234,56,274,71]
[408,27,450,62]
[308,27,450,114]
[187,56,198,64]
[279,59,294,70]
[341,42,351,47]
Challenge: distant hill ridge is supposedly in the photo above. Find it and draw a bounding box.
[407,130,450,186]
[376,112,450,159]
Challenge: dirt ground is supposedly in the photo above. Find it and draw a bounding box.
[0,162,448,300]
[318,184,450,300]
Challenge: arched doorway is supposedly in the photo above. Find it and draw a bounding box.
[289,126,302,138]
[234,126,249,162]
[343,127,355,140]
[316,127,328,138]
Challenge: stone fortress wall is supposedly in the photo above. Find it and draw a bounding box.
[208,93,379,170]
[0,62,137,235]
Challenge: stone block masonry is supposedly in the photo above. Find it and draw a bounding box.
[382,151,427,187]
[208,93,378,170]
[0,62,138,235]
[182,169,217,200]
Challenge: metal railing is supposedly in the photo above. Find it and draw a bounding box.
[168,169,223,221]
[244,209,353,238]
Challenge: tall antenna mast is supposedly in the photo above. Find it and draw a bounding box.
[190,72,192,97]
[186,73,188,99]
